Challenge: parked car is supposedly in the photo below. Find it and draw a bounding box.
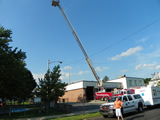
[99,94,144,118]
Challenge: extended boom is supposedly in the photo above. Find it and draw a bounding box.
[52,0,101,86]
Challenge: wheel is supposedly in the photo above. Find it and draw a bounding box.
[103,115,108,118]
[101,97,104,101]
[104,97,108,102]
[138,104,143,113]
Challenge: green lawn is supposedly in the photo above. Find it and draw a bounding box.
[0,105,101,120]
[0,105,67,120]
[46,112,101,120]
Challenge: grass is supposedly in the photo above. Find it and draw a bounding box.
[46,112,101,120]
[0,105,67,120]
[0,104,101,120]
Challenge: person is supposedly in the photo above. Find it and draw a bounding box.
[114,97,124,120]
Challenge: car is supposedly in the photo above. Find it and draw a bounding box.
[99,94,144,118]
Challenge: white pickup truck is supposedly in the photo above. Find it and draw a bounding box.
[99,94,144,118]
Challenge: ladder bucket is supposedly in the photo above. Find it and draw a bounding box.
[52,0,59,7]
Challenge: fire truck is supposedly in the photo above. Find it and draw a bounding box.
[52,1,136,100]
[95,89,135,101]
[52,0,102,87]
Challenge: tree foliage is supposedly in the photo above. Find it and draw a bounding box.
[102,76,109,82]
[38,65,67,105]
[0,26,36,102]
[143,78,151,85]
[157,81,160,87]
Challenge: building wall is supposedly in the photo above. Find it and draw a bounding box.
[107,77,144,89]
[107,77,127,88]
[60,87,98,102]
[66,81,83,91]
[126,77,144,88]
[59,88,84,102]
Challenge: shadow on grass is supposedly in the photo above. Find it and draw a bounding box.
[0,105,67,120]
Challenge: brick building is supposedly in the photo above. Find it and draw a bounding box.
[59,80,121,102]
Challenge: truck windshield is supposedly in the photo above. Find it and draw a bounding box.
[108,96,122,103]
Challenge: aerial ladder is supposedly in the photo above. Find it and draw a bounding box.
[52,0,102,87]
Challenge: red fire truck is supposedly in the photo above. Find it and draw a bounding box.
[95,89,135,101]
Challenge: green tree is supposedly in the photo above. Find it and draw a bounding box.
[143,78,151,85]
[102,76,109,82]
[16,69,37,103]
[38,65,67,107]
[0,26,36,103]
[157,81,160,86]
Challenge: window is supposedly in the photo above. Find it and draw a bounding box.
[139,80,142,86]
[153,90,157,96]
[133,94,142,99]
[127,95,133,101]
[123,96,128,102]
[129,80,132,87]
[118,96,122,101]
[127,90,133,94]
[135,80,137,86]
[121,91,127,94]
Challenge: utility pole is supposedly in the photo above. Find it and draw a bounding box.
[69,68,70,84]
[47,59,62,71]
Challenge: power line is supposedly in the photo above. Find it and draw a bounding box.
[63,18,160,66]
[90,18,160,57]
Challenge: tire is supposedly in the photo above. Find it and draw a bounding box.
[104,97,108,102]
[103,115,108,118]
[101,97,104,101]
[138,104,143,113]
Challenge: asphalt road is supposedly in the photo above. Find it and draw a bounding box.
[66,100,106,113]
[86,106,160,120]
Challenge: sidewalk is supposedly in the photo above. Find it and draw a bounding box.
[15,109,99,120]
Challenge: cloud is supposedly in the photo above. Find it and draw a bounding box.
[78,71,90,75]
[110,46,143,60]
[63,66,72,70]
[95,66,109,72]
[120,70,128,73]
[33,73,45,84]
[138,37,148,43]
[156,65,160,70]
[135,62,160,70]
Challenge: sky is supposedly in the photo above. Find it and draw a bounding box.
[1,0,160,84]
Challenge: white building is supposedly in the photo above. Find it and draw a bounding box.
[149,72,160,86]
[107,75,145,89]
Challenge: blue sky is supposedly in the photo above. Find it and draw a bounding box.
[1,0,160,84]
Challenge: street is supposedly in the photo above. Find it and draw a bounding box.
[66,100,106,113]
[86,106,160,120]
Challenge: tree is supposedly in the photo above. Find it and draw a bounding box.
[102,76,109,82]
[157,81,160,86]
[143,78,151,85]
[0,26,36,103]
[38,65,67,107]
[16,69,37,103]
